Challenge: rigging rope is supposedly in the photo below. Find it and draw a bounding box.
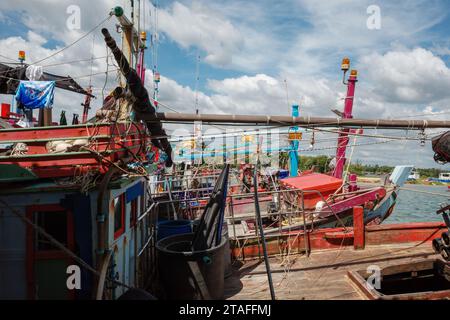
[0,53,17,62]
[31,15,112,66]
[0,68,119,83]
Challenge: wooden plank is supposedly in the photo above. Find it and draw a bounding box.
[353,206,365,250]
[226,243,440,300]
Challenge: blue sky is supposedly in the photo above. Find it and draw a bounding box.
[0,0,449,168]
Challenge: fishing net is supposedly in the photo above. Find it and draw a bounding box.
[432,131,450,164]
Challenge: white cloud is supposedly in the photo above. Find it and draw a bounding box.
[0,0,448,169]
[154,1,244,66]
[157,72,339,117]
[360,48,450,104]
[154,72,220,114]
[431,44,450,57]
[279,0,447,75]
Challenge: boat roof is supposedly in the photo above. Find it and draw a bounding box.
[0,175,143,195]
[280,173,343,191]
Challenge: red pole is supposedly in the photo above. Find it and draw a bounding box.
[333,71,357,179]
[137,48,146,85]
[353,206,365,250]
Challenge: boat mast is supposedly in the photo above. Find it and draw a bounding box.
[151,1,160,107]
[136,0,147,85]
[333,58,357,179]
[112,4,145,81]
[289,104,300,177]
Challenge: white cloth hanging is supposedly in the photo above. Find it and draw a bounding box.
[25,65,43,81]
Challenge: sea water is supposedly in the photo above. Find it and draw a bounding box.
[384,185,450,224]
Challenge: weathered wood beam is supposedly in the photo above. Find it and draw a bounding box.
[140,112,450,129]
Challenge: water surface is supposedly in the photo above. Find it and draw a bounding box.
[384,184,449,224]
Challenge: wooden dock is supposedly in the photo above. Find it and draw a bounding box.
[225,242,440,300]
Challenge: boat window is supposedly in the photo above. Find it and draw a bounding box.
[114,194,125,239]
[35,210,67,251]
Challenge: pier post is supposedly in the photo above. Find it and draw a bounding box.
[353,206,365,250]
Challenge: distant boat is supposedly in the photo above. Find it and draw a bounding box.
[407,170,420,181]
[428,172,450,183]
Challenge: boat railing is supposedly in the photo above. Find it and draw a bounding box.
[228,188,344,257]
[150,183,342,257]
[136,201,159,289]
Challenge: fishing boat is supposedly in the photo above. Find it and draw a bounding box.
[429,172,450,183]
[212,59,413,237]
[1,3,450,302]
[0,6,172,300]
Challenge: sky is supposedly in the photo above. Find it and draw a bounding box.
[0,0,449,169]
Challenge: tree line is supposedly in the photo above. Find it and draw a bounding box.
[291,155,444,178]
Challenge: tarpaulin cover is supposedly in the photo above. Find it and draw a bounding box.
[15,81,55,109]
[280,173,342,192]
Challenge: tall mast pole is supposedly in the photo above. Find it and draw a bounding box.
[112,5,145,81]
[289,105,300,177]
[151,0,160,108]
[333,58,358,179]
[135,0,141,69]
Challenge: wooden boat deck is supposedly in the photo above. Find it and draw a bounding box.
[225,242,440,300]
[0,122,147,178]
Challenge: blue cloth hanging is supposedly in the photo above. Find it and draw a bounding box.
[15,81,56,109]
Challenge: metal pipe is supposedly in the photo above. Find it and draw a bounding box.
[152,185,352,200]
[146,112,450,129]
[299,190,310,256]
[165,177,177,220]
[253,167,276,300]
[95,166,120,299]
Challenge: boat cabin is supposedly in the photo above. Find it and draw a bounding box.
[0,175,153,299]
[439,173,450,182]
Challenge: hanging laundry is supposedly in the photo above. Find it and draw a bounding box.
[15,81,55,109]
[25,65,43,81]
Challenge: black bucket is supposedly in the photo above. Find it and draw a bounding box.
[221,220,232,278]
[156,233,227,300]
[192,218,231,278]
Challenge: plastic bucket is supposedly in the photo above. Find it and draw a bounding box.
[279,170,289,179]
[156,233,227,300]
[157,219,192,241]
[193,218,232,278]
[221,220,232,278]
